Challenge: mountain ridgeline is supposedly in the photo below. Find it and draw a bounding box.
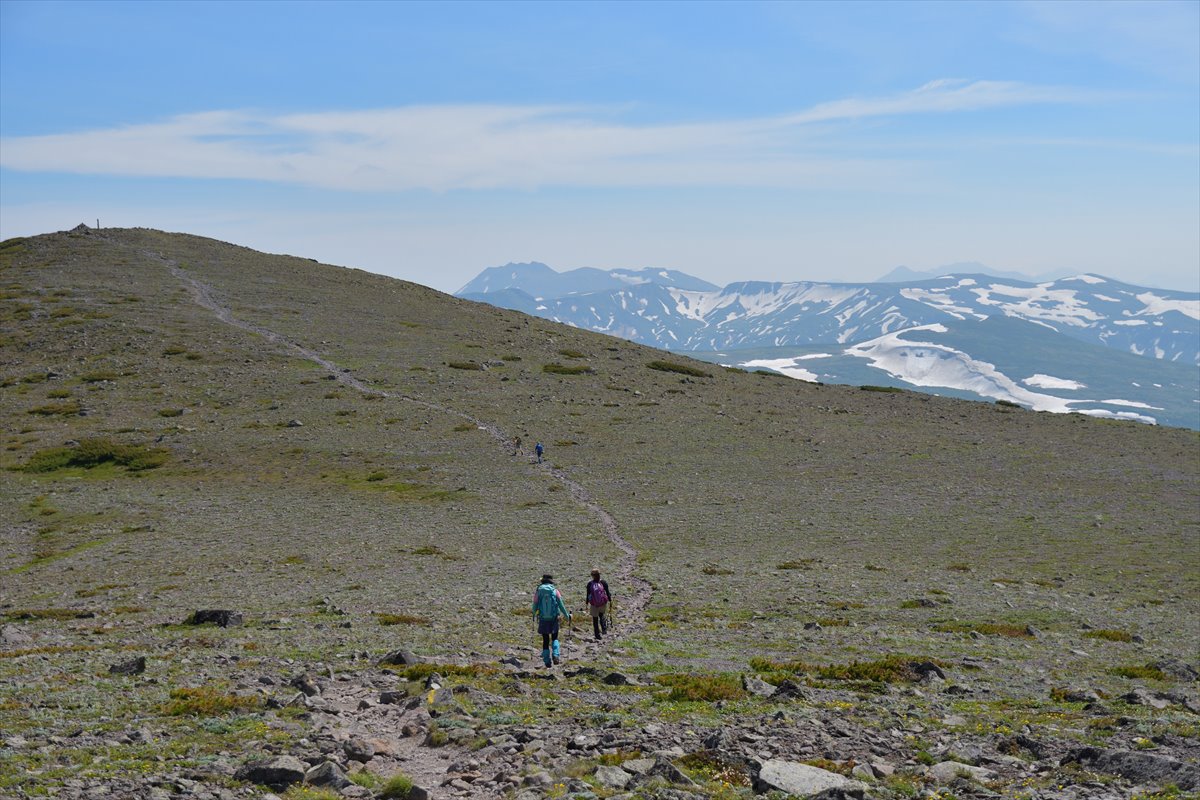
[458,262,1200,428]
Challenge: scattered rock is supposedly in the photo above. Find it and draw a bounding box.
[0,624,32,645]
[742,674,778,698]
[603,671,637,686]
[1122,687,1170,710]
[928,760,996,783]
[108,656,146,675]
[304,761,352,790]
[593,765,632,789]
[185,610,243,628]
[344,737,375,763]
[755,759,867,796]
[1063,747,1200,790]
[377,649,423,666]
[290,673,320,697]
[234,755,307,790]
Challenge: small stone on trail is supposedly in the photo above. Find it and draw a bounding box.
[108,656,146,675]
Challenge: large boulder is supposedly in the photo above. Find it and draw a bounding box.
[755,760,868,796]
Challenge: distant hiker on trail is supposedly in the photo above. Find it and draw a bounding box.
[513,436,522,457]
[535,442,544,463]
[532,573,571,667]
[585,568,612,641]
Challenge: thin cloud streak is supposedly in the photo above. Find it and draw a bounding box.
[0,80,1103,192]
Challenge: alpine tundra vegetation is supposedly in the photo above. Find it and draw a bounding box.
[0,227,1197,800]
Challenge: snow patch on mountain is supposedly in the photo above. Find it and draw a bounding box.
[741,358,821,382]
[1024,374,1086,390]
[1136,292,1200,320]
[846,326,1079,413]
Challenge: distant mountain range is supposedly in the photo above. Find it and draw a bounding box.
[458,262,1200,428]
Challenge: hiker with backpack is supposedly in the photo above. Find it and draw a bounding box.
[535,442,544,463]
[585,568,612,641]
[531,574,571,667]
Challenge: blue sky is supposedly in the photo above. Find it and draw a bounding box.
[2,0,1197,293]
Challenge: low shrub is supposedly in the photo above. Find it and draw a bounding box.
[859,385,904,393]
[933,620,1033,638]
[557,348,586,359]
[656,673,746,702]
[377,612,430,626]
[702,565,734,575]
[995,399,1022,408]
[163,685,260,716]
[647,360,711,378]
[27,400,81,416]
[158,408,183,417]
[21,438,168,472]
[543,363,593,375]
[777,559,817,570]
[1086,629,1134,642]
[80,370,120,382]
[447,361,483,371]
[1110,664,1169,681]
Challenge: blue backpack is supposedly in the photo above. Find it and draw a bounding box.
[536,584,559,620]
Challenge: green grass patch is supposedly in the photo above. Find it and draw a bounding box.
[379,773,415,799]
[1109,664,1169,681]
[387,663,495,681]
[557,348,586,359]
[701,564,734,575]
[447,361,483,370]
[1085,629,1134,642]
[157,408,183,417]
[655,673,746,702]
[282,787,341,800]
[26,400,81,416]
[777,559,817,569]
[859,384,904,393]
[20,438,168,473]
[646,360,711,378]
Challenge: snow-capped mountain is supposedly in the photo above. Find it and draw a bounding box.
[456,265,1200,428]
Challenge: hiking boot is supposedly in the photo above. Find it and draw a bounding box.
[594,634,602,641]
[552,655,561,665]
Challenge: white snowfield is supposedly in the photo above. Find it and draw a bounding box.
[741,358,821,382]
[1023,374,1086,390]
[843,325,1160,424]
[1136,292,1200,320]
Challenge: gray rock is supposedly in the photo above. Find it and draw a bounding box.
[379,689,407,704]
[344,737,375,763]
[593,765,632,789]
[377,649,423,666]
[304,761,351,790]
[0,624,32,645]
[290,673,320,697]
[603,671,637,686]
[186,610,243,628]
[742,674,778,698]
[1122,688,1170,709]
[234,755,307,789]
[755,760,867,796]
[108,656,146,675]
[1063,747,1200,790]
[622,758,656,775]
[927,760,996,783]
[1150,658,1198,682]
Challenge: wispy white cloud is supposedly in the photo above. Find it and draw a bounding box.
[0,80,1102,192]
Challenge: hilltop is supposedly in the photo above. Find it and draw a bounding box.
[1,227,1197,800]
